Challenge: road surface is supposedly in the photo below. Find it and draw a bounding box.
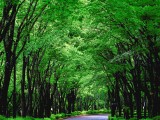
[64,114,108,120]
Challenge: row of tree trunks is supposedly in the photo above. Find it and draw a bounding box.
[104,15,160,118]
[0,0,48,117]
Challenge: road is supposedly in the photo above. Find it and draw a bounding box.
[64,114,108,120]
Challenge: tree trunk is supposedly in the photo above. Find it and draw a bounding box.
[0,52,13,116]
[21,55,26,117]
[27,58,33,116]
[0,2,17,116]
[135,91,141,119]
[13,54,16,118]
[45,83,51,117]
[129,93,133,118]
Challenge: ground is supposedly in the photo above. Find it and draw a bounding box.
[64,114,108,120]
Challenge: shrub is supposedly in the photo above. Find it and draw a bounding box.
[71,111,81,116]
[54,113,65,119]
[33,118,43,120]
[44,118,51,120]
[140,118,152,120]
[86,110,97,114]
[65,114,71,117]
[129,118,137,120]
[153,116,160,120]
[50,114,56,120]
[99,109,108,113]
[81,111,87,114]
[108,116,117,120]
[0,115,6,120]
[27,117,36,120]
[86,109,109,115]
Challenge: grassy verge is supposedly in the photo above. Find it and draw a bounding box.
[0,115,51,120]
[108,115,160,120]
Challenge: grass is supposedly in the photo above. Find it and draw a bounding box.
[108,115,153,120]
[0,115,46,120]
[108,116,153,120]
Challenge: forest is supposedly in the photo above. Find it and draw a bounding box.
[0,0,160,120]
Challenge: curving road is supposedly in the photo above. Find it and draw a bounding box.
[64,114,108,120]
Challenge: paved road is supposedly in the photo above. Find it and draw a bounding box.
[64,114,108,120]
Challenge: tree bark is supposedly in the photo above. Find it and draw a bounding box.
[13,53,16,118]
[21,55,26,117]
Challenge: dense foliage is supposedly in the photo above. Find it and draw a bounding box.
[0,0,160,119]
